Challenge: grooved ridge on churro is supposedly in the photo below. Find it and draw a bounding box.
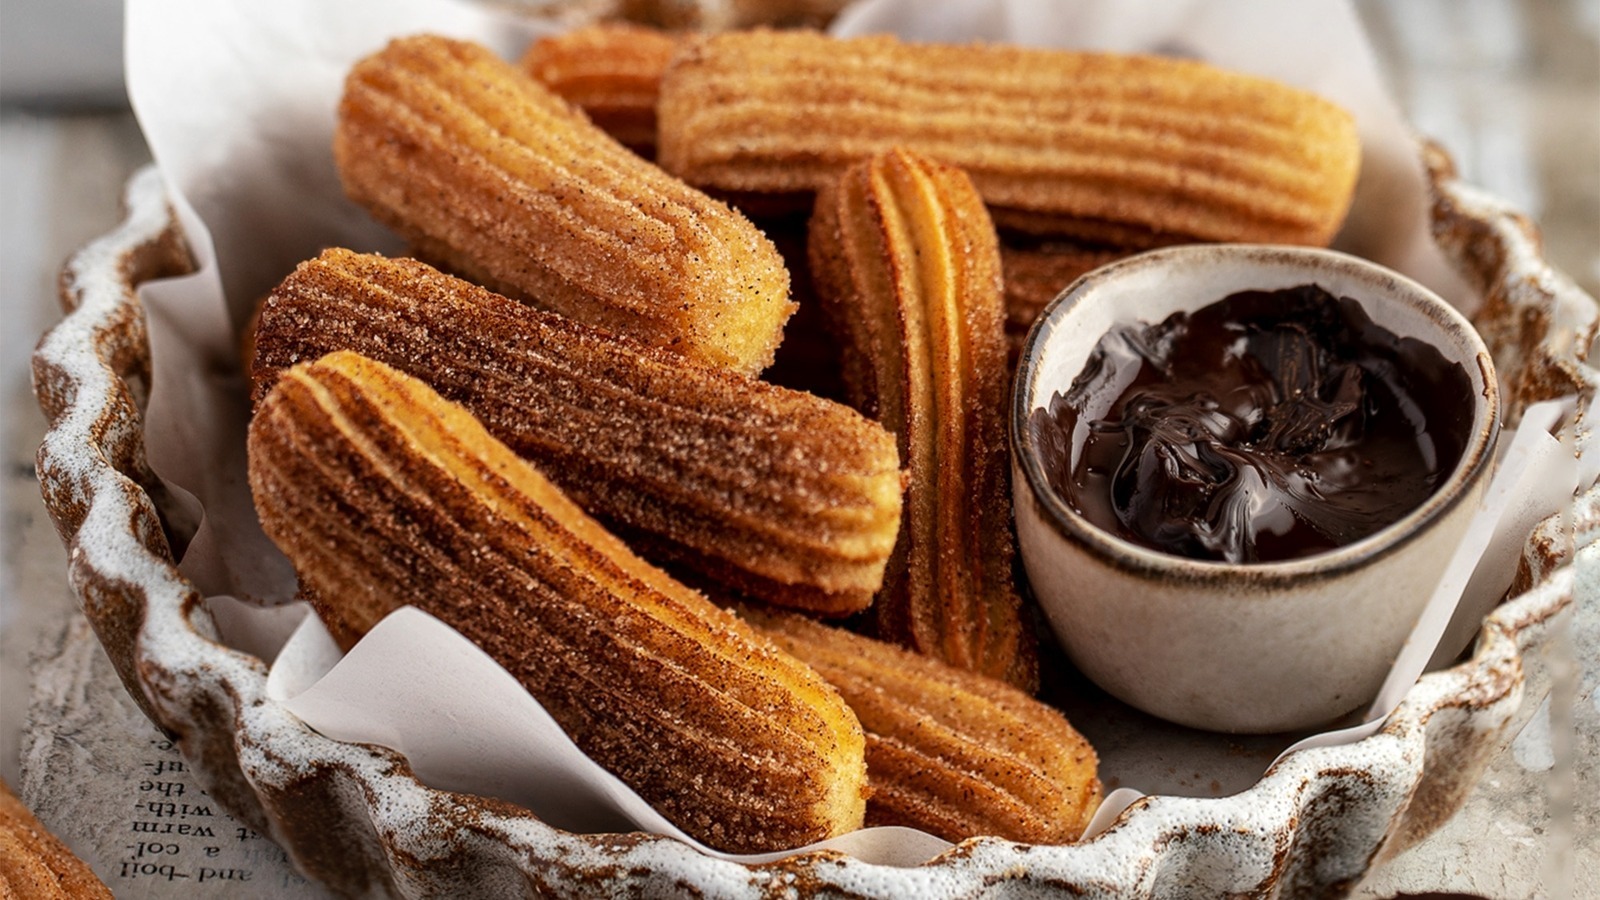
[743,608,1101,844]
[336,34,793,375]
[521,24,681,155]
[659,30,1361,247]
[810,148,1034,690]
[251,249,903,615]
[248,351,868,853]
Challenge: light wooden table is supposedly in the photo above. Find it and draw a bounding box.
[2,2,1595,896]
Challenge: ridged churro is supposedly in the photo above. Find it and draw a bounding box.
[336,34,792,376]
[810,148,1034,690]
[520,24,680,155]
[741,608,1101,844]
[251,250,902,616]
[659,30,1361,247]
[248,351,868,853]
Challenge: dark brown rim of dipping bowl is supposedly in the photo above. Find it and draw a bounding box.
[1010,244,1501,587]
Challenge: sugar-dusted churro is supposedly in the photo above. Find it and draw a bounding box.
[251,250,902,616]
[809,148,1034,689]
[742,608,1101,844]
[248,351,868,853]
[520,24,681,155]
[660,30,1360,247]
[335,34,792,376]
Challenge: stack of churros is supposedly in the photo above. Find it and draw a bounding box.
[522,25,1357,341]
[249,352,869,853]
[335,35,792,376]
[251,249,902,616]
[240,21,1369,854]
[658,30,1360,249]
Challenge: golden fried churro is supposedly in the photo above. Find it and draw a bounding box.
[659,30,1361,246]
[248,351,868,853]
[741,608,1101,844]
[1,778,113,899]
[251,250,901,616]
[1000,241,1129,361]
[809,148,1035,689]
[335,34,792,376]
[520,24,680,155]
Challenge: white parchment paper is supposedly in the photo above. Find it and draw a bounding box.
[123,0,1586,863]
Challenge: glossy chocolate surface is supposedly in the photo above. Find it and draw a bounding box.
[1031,285,1474,563]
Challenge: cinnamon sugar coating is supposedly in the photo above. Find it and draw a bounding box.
[809,149,1035,689]
[0,778,113,899]
[659,30,1361,247]
[252,250,901,615]
[335,34,793,375]
[741,609,1101,844]
[247,352,868,853]
[521,24,682,156]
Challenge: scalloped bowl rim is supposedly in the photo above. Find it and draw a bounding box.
[28,158,1597,896]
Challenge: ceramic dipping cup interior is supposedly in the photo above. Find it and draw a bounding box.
[1010,245,1499,734]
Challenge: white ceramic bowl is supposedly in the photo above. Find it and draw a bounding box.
[1011,245,1500,733]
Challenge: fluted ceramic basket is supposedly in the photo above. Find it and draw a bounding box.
[33,127,1599,898]
[1012,245,1502,734]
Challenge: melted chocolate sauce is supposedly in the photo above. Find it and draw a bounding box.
[1030,285,1473,563]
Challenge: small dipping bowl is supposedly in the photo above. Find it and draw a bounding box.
[1011,245,1500,733]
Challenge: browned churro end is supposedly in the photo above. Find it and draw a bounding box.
[660,29,1360,247]
[809,148,1035,690]
[520,23,681,155]
[742,608,1101,844]
[336,34,793,376]
[248,351,867,853]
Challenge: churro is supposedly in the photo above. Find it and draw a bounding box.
[809,148,1034,689]
[336,34,792,376]
[659,30,1360,247]
[742,608,1101,844]
[251,250,902,616]
[248,351,868,853]
[520,24,680,155]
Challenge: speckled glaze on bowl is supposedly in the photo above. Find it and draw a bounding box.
[31,143,1597,896]
[1011,245,1500,733]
